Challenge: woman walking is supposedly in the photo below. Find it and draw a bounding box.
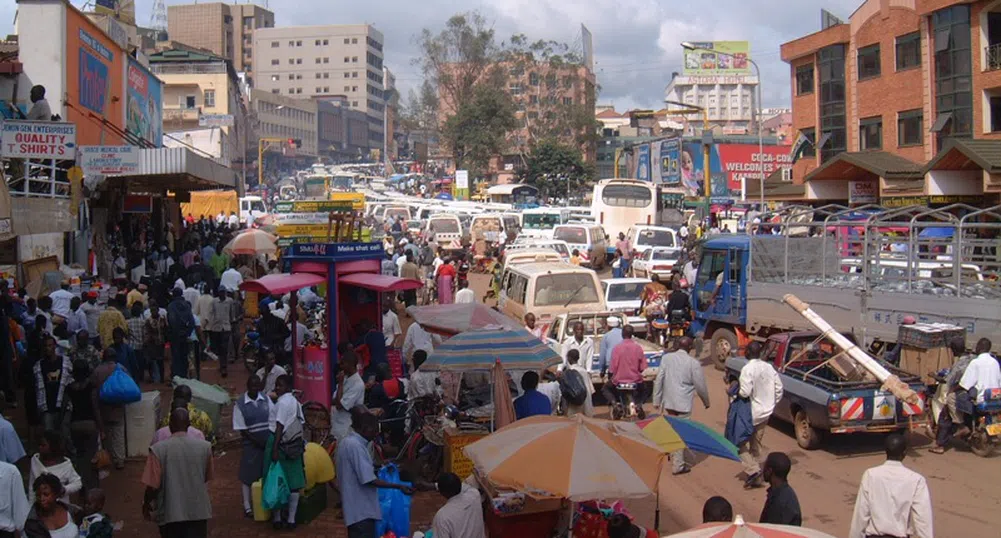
[436,259,456,305]
[233,374,272,519]
[27,433,82,504]
[23,473,79,538]
[265,375,305,530]
[65,360,102,493]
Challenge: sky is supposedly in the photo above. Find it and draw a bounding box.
[0,0,863,111]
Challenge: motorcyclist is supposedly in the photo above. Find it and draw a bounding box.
[665,280,691,321]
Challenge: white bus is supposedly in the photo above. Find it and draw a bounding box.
[591,179,659,246]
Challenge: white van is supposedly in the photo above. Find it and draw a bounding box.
[427,214,464,252]
[503,248,564,270]
[553,224,608,269]
[520,208,565,240]
[471,213,520,243]
[498,262,606,326]
[239,196,267,224]
[625,225,679,256]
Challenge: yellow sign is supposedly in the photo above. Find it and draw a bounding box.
[683,41,751,76]
[276,224,335,236]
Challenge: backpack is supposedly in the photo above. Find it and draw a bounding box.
[559,368,588,407]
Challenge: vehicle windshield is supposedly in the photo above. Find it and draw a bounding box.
[250,201,266,212]
[607,282,645,302]
[651,250,677,261]
[523,213,561,230]
[562,314,615,337]
[534,273,600,306]
[554,227,587,243]
[386,208,409,220]
[430,219,460,234]
[636,230,675,248]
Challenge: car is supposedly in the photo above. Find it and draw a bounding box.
[543,311,662,384]
[508,238,572,261]
[631,247,682,280]
[625,225,680,257]
[600,278,649,334]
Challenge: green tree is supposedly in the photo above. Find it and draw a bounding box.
[442,78,518,176]
[518,139,594,200]
[413,12,500,117]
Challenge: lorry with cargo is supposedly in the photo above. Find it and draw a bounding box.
[692,204,1001,368]
[180,190,267,225]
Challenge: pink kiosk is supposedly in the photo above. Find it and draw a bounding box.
[239,242,422,409]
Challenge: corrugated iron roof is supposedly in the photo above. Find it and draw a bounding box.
[804,151,924,182]
[924,138,1001,173]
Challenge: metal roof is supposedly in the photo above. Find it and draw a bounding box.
[924,138,1001,173]
[804,151,924,182]
[108,147,237,191]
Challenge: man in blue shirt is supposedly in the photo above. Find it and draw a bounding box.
[0,398,26,464]
[335,412,414,537]
[514,371,552,420]
[598,317,624,379]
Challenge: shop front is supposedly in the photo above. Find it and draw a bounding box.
[922,138,1001,207]
[800,151,925,206]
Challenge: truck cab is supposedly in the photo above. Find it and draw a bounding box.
[691,236,750,364]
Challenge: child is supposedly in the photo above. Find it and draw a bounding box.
[79,488,114,538]
[570,249,582,266]
[28,432,82,504]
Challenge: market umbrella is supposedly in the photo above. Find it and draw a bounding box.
[406,303,524,336]
[222,228,278,255]
[463,415,666,500]
[665,515,837,537]
[636,415,740,462]
[423,327,561,372]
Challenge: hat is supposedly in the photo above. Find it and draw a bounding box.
[606,316,621,327]
[902,315,917,325]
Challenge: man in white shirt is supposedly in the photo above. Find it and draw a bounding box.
[682,258,697,288]
[48,283,74,318]
[560,321,594,370]
[524,313,545,341]
[216,211,226,226]
[227,212,239,229]
[219,262,244,293]
[0,460,29,535]
[194,287,215,330]
[958,338,1001,404]
[454,280,475,304]
[381,303,402,348]
[407,350,439,400]
[402,322,442,372]
[431,472,486,538]
[255,351,287,396]
[330,353,366,441]
[738,341,783,488]
[80,293,103,337]
[183,285,201,308]
[284,320,310,353]
[849,434,933,538]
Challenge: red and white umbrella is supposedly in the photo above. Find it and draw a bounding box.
[665,516,837,538]
[222,228,278,256]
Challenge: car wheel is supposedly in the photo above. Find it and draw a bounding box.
[794,410,822,450]
[710,328,737,371]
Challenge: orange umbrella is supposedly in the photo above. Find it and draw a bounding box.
[222,228,278,255]
[491,360,516,429]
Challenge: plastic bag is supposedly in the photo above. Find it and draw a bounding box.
[98,365,141,404]
[93,439,112,470]
[559,369,588,406]
[375,464,411,537]
[262,462,290,510]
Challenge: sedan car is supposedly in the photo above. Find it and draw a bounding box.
[630,247,681,280]
[600,278,649,334]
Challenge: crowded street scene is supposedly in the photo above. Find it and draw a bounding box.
[1,0,1001,537]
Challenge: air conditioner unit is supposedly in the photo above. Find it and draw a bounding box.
[780,168,793,182]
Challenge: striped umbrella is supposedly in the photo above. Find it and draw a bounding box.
[423,327,562,372]
[666,516,837,537]
[222,228,278,255]
[637,415,740,462]
[463,415,666,501]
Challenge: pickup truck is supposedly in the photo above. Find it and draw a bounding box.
[544,311,662,385]
[725,331,928,450]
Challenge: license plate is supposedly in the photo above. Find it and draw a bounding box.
[986,423,1001,436]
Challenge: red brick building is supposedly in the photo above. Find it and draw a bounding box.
[774,0,1001,204]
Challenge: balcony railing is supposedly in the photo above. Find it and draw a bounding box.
[987,43,1001,71]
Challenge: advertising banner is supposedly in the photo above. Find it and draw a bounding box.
[683,41,751,76]
[659,138,681,185]
[636,144,651,181]
[273,199,360,213]
[1,121,77,159]
[122,195,152,213]
[79,47,110,114]
[127,58,163,146]
[79,145,139,175]
[849,180,878,205]
[676,142,792,199]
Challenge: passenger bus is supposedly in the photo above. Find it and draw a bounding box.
[590,179,686,246]
[486,184,539,206]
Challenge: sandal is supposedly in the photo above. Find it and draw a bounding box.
[928,446,946,454]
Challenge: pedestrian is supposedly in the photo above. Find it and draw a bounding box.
[27,432,82,505]
[562,350,595,417]
[603,325,648,419]
[0,458,29,536]
[127,302,146,382]
[254,349,287,397]
[91,349,126,469]
[702,496,733,523]
[615,232,632,275]
[0,397,26,465]
[570,249,581,266]
[514,371,551,420]
[143,305,169,385]
[849,434,933,538]
[524,313,544,341]
[401,322,441,373]
[381,301,402,350]
[69,330,101,371]
[335,412,414,538]
[109,327,139,380]
[958,338,1001,408]
[96,298,127,350]
[597,316,623,380]
[157,385,214,441]
[400,253,421,307]
[737,341,783,488]
[65,360,101,493]
[406,350,439,400]
[205,288,231,378]
[561,321,594,370]
[758,452,801,526]
[227,290,243,368]
[33,335,73,434]
[65,297,88,339]
[233,375,272,519]
[330,353,365,442]
[141,407,214,538]
[266,375,306,530]
[430,472,486,538]
[652,337,709,474]
[606,512,657,538]
[167,288,196,381]
[219,261,243,293]
[78,489,113,538]
[150,399,207,447]
[24,473,78,538]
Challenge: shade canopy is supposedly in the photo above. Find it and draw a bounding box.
[239,273,326,295]
[424,327,562,372]
[665,516,837,537]
[339,273,422,292]
[636,415,740,462]
[223,228,278,255]
[406,303,524,336]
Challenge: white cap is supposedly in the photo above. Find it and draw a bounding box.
[606,316,621,327]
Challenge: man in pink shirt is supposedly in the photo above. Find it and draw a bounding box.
[603,325,648,419]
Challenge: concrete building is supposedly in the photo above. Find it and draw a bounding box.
[250,88,319,158]
[150,48,250,170]
[316,97,371,160]
[166,2,274,86]
[664,72,760,134]
[253,24,385,149]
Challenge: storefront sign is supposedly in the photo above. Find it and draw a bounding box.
[274,199,360,213]
[455,170,469,189]
[289,242,384,258]
[126,59,163,146]
[633,141,792,198]
[78,145,139,174]
[79,48,110,114]
[275,224,337,236]
[849,180,878,204]
[1,121,77,159]
[122,195,152,213]
[199,114,234,127]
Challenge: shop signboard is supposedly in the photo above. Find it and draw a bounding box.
[122,195,152,213]
[126,59,163,147]
[288,242,384,259]
[849,180,878,204]
[882,195,985,208]
[273,199,360,213]
[275,224,337,236]
[199,114,234,127]
[683,41,751,76]
[636,144,651,181]
[455,170,469,189]
[1,121,77,159]
[78,145,139,175]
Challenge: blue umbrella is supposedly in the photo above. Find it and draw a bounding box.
[918,227,954,238]
[424,327,562,372]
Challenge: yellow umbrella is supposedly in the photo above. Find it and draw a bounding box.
[463,415,666,501]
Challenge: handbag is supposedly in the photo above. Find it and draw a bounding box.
[278,404,306,459]
[98,364,141,405]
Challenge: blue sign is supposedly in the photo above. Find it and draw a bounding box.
[79,48,109,114]
[659,138,681,185]
[78,29,113,62]
[637,145,650,181]
[288,242,385,260]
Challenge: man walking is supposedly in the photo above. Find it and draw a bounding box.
[758,452,801,526]
[204,289,231,378]
[0,459,29,537]
[652,337,709,474]
[597,317,623,380]
[849,434,933,538]
[738,342,783,488]
[561,321,594,370]
[431,472,486,538]
[167,288,196,380]
[603,325,648,419]
[615,232,632,275]
[142,407,213,538]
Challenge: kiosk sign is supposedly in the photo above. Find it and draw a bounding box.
[290,242,384,259]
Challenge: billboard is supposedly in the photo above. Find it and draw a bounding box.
[683,41,751,76]
[66,11,124,147]
[677,142,792,199]
[581,24,594,72]
[126,58,163,147]
[648,138,682,186]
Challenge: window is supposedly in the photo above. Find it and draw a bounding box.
[324,87,329,93]
[818,44,847,161]
[316,86,321,93]
[796,64,814,95]
[202,89,215,108]
[271,59,279,66]
[288,58,294,65]
[352,86,358,92]
[288,74,295,80]
[563,97,573,105]
[933,5,973,148]
[271,75,279,81]
[296,58,302,64]
[352,101,358,107]
[344,86,350,91]
[271,89,279,94]
[323,39,329,45]
[529,72,540,86]
[352,71,358,78]
[271,41,279,48]
[296,40,302,46]
[344,72,350,78]
[288,40,294,46]
[296,74,302,80]
[352,56,358,63]
[183,95,196,109]
[323,57,329,64]
[896,32,921,70]
[859,116,882,150]
[344,57,350,63]
[316,58,321,64]
[315,39,320,46]
[344,38,350,44]
[600,185,652,207]
[323,72,329,79]
[858,44,881,79]
[801,128,817,158]
[529,95,539,104]
[296,88,302,94]
[316,73,322,79]
[898,109,923,145]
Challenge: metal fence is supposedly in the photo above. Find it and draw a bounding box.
[3,158,72,198]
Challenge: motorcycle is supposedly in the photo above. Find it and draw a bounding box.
[928,372,1001,458]
[610,382,642,421]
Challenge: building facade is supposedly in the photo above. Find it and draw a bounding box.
[316,97,371,160]
[166,2,274,86]
[250,88,319,158]
[252,24,385,148]
[664,73,760,134]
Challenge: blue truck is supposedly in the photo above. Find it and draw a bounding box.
[726,331,927,449]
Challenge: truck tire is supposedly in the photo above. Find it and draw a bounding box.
[794,410,822,450]
[711,328,738,370]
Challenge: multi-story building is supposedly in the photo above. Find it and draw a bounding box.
[775,0,1001,206]
[250,88,319,158]
[664,72,760,134]
[166,2,274,86]
[384,66,399,160]
[150,48,249,171]
[253,24,385,149]
[316,97,372,160]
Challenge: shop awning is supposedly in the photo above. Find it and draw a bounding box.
[339,273,422,292]
[108,147,238,191]
[804,151,924,182]
[240,273,327,295]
